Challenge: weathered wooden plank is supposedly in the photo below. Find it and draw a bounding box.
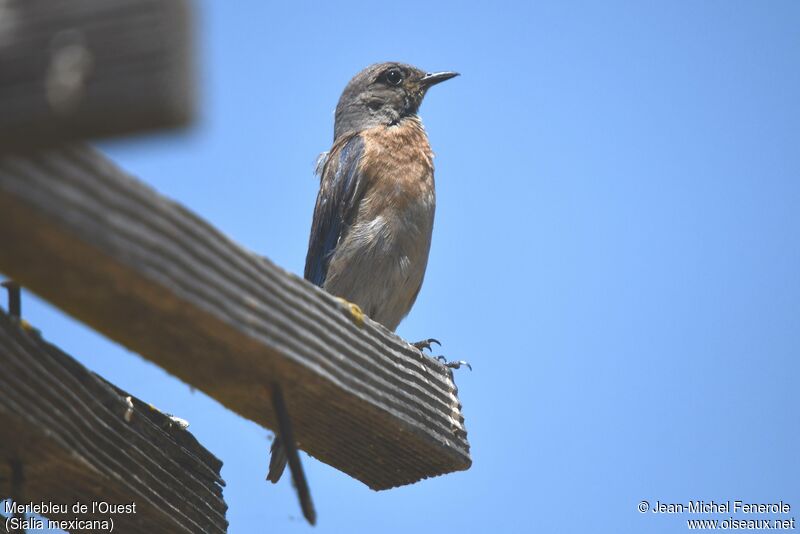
[0,311,227,533]
[0,0,193,149]
[0,144,471,490]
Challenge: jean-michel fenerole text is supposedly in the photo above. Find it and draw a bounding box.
[651,500,791,514]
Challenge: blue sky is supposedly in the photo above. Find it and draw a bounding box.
[4,1,799,532]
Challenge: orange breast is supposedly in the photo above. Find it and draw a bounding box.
[358,117,435,213]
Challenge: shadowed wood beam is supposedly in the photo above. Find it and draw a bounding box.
[0,144,471,490]
[0,0,193,149]
[0,311,227,533]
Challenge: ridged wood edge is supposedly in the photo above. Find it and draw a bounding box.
[0,144,471,490]
[0,311,228,533]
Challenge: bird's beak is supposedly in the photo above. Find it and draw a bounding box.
[420,71,460,88]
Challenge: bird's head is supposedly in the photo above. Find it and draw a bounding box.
[333,62,458,140]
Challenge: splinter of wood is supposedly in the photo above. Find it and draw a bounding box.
[271,384,317,526]
[10,459,25,533]
[1,281,21,318]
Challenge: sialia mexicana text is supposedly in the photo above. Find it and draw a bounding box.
[267,62,458,483]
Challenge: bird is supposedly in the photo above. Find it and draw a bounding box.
[267,62,458,483]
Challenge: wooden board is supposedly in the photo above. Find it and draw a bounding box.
[0,311,227,533]
[0,145,471,490]
[0,0,193,149]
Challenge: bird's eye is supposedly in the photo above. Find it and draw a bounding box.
[385,69,403,86]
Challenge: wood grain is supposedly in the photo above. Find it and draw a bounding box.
[0,311,227,533]
[0,144,471,490]
[0,0,193,149]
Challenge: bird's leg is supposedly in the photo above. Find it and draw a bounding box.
[412,338,441,352]
[412,338,471,370]
[435,355,472,371]
[335,297,365,327]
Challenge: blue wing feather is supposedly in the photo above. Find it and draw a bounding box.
[304,134,366,286]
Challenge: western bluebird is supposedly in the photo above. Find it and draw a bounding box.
[267,62,458,483]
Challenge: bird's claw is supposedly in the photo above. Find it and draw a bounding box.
[435,355,472,371]
[412,338,441,352]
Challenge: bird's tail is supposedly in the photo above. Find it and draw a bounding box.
[266,435,288,483]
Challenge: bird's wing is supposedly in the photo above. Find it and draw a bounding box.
[304,134,366,286]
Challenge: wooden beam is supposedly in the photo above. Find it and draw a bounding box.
[0,311,227,533]
[0,145,471,490]
[0,0,193,149]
